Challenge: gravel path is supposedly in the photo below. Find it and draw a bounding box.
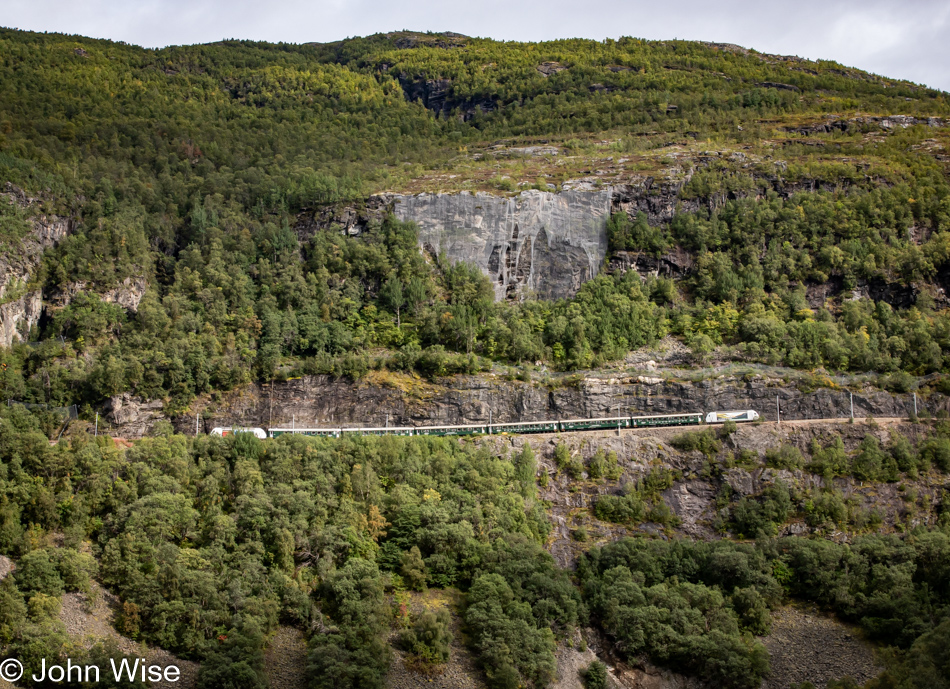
[761,605,882,689]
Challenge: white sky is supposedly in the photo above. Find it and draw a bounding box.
[3,0,949,91]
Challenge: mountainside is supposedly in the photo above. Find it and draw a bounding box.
[1,27,950,689]
[1,27,950,416]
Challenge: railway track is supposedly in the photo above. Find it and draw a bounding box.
[208,410,920,441]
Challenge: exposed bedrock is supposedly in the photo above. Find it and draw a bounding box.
[107,373,946,438]
[388,189,612,301]
[0,185,73,346]
[0,290,44,348]
[296,186,636,301]
[296,170,926,304]
[500,419,946,567]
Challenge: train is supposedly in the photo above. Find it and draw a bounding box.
[209,410,759,440]
[705,410,759,424]
[210,426,268,439]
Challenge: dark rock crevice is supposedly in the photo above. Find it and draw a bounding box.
[396,73,497,120]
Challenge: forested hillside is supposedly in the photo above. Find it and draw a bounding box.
[1,411,949,689]
[1,28,949,414]
[1,26,950,689]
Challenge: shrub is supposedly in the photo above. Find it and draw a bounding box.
[853,436,891,481]
[731,587,771,635]
[581,547,770,689]
[920,437,950,472]
[605,451,623,481]
[400,547,428,591]
[400,609,452,666]
[566,458,586,480]
[671,429,721,457]
[465,573,557,689]
[640,467,677,498]
[804,489,848,528]
[730,481,793,537]
[582,660,608,689]
[587,450,606,479]
[719,419,738,438]
[14,549,64,596]
[196,625,268,689]
[889,435,920,476]
[807,438,850,476]
[765,445,804,470]
[594,486,646,524]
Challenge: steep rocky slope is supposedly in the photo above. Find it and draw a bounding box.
[389,189,611,301]
[466,419,946,568]
[0,184,72,346]
[293,114,950,304]
[96,363,944,438]
[761,606,881,689]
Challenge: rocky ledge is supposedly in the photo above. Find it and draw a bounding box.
[115,371,947,439]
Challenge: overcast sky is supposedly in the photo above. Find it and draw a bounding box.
[4,0,949,92]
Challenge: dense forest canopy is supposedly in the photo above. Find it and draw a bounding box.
[0,409,949,688]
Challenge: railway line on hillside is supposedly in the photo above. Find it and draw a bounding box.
[92,416,915,447]
[213,410,772,439]
[208,411,923,442]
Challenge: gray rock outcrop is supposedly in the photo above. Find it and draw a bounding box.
[0,291,43,348]
[389,189,612,300]
[127,371,948,439]
[0,186,73,346]
[0,184,152,349]
[295,140,945,304]
[50,276,149,312]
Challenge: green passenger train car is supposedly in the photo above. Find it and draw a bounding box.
[269,428,342,438]
[629,413,703,427]
[491,420,560,434]
[413,424,491,436]
[344,427,415,436]
[265,410,721,440]
[559,416,631,432]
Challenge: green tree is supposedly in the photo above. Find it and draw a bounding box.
[400,608,453,665]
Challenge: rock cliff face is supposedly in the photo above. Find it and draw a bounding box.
[396,74,496,121]
[96,369,944,438]
[49,276,149,312]
[388,189,612,300]
[297,166,910,302]
[482,418,945,569]
[0,186,73,346]
[0,291,44,348]
[296,188,615,300]
[0,185,152,349]
[783,114,947,136]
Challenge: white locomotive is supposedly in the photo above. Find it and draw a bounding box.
[704,410,759,423]
[209,426,267,439]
